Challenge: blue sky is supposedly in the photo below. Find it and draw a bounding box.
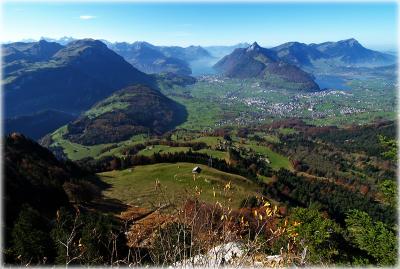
[2,2,398,50]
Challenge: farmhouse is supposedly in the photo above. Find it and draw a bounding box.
[192,166,202,174]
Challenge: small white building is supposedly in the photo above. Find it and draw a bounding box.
[192,166,202,174]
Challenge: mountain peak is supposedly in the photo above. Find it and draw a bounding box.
[40,36,76,45]
[214,41,319,92]
[341,38,361,47]
[69,38,106,47]
[38,39,50,45]
[132,41,155,49]
[53,39,109,61]
[35,39,63,49]
[274,41,308,50]
[247,42,261,52]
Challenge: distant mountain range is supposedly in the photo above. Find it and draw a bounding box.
[271,38,396,69]
[213,39,396,90]
[2,37,397,140]
[204,43,250,58]
[41,36,76,45]
[270,41,324,67]
[3,40,63,63]
[4,39,153,118]
[214,42,320,91]
[158,44,212,62]
[6,37,394,73]
[110,38,395,77]
[108,41,192,75]
[108,41,214,75]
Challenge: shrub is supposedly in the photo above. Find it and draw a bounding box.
[12,205,54,265]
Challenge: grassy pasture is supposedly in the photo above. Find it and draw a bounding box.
[245,142,292,171]
[137,145,190,156]
[98,162,260,209]
[50,127,148,160]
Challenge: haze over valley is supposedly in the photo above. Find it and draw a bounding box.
[3,37,396,139]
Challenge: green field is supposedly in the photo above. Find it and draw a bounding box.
[278,128,298,135]
[196,148,227,160]
[137,145,190,156]
[252,132,280,143]
[244,142,292,171]
[52,128,233,162]
[190,136,222,147]
[98,162,260,209]
[85,100,130,119]
[50,126,114,160]
[50,126,148,160]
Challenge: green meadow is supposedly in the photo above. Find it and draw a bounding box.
[98,162,260,208]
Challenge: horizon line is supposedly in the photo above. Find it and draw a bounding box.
[2,36,398,51]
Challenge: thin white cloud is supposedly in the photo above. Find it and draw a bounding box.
[79,15,96,20]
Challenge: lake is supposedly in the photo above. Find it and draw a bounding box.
[315,75,351,90]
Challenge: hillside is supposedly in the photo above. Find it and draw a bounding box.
[4,133,76,234]
[109,41,192,75]
[52,39,152,89]
[3,39,154,118]
[99,162,259,208]
[204,43,250,59]
[108,41,213,75]
[158,45,212,62]
[3,132,134,265]
[63,84,187,145]
[271,41,324,67]
[214,42,320,91]
[5,110,76,140]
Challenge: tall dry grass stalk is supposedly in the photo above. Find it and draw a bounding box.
[120,181,305,267]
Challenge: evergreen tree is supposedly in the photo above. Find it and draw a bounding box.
[12,205,54,265]
[345,210,397,266]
